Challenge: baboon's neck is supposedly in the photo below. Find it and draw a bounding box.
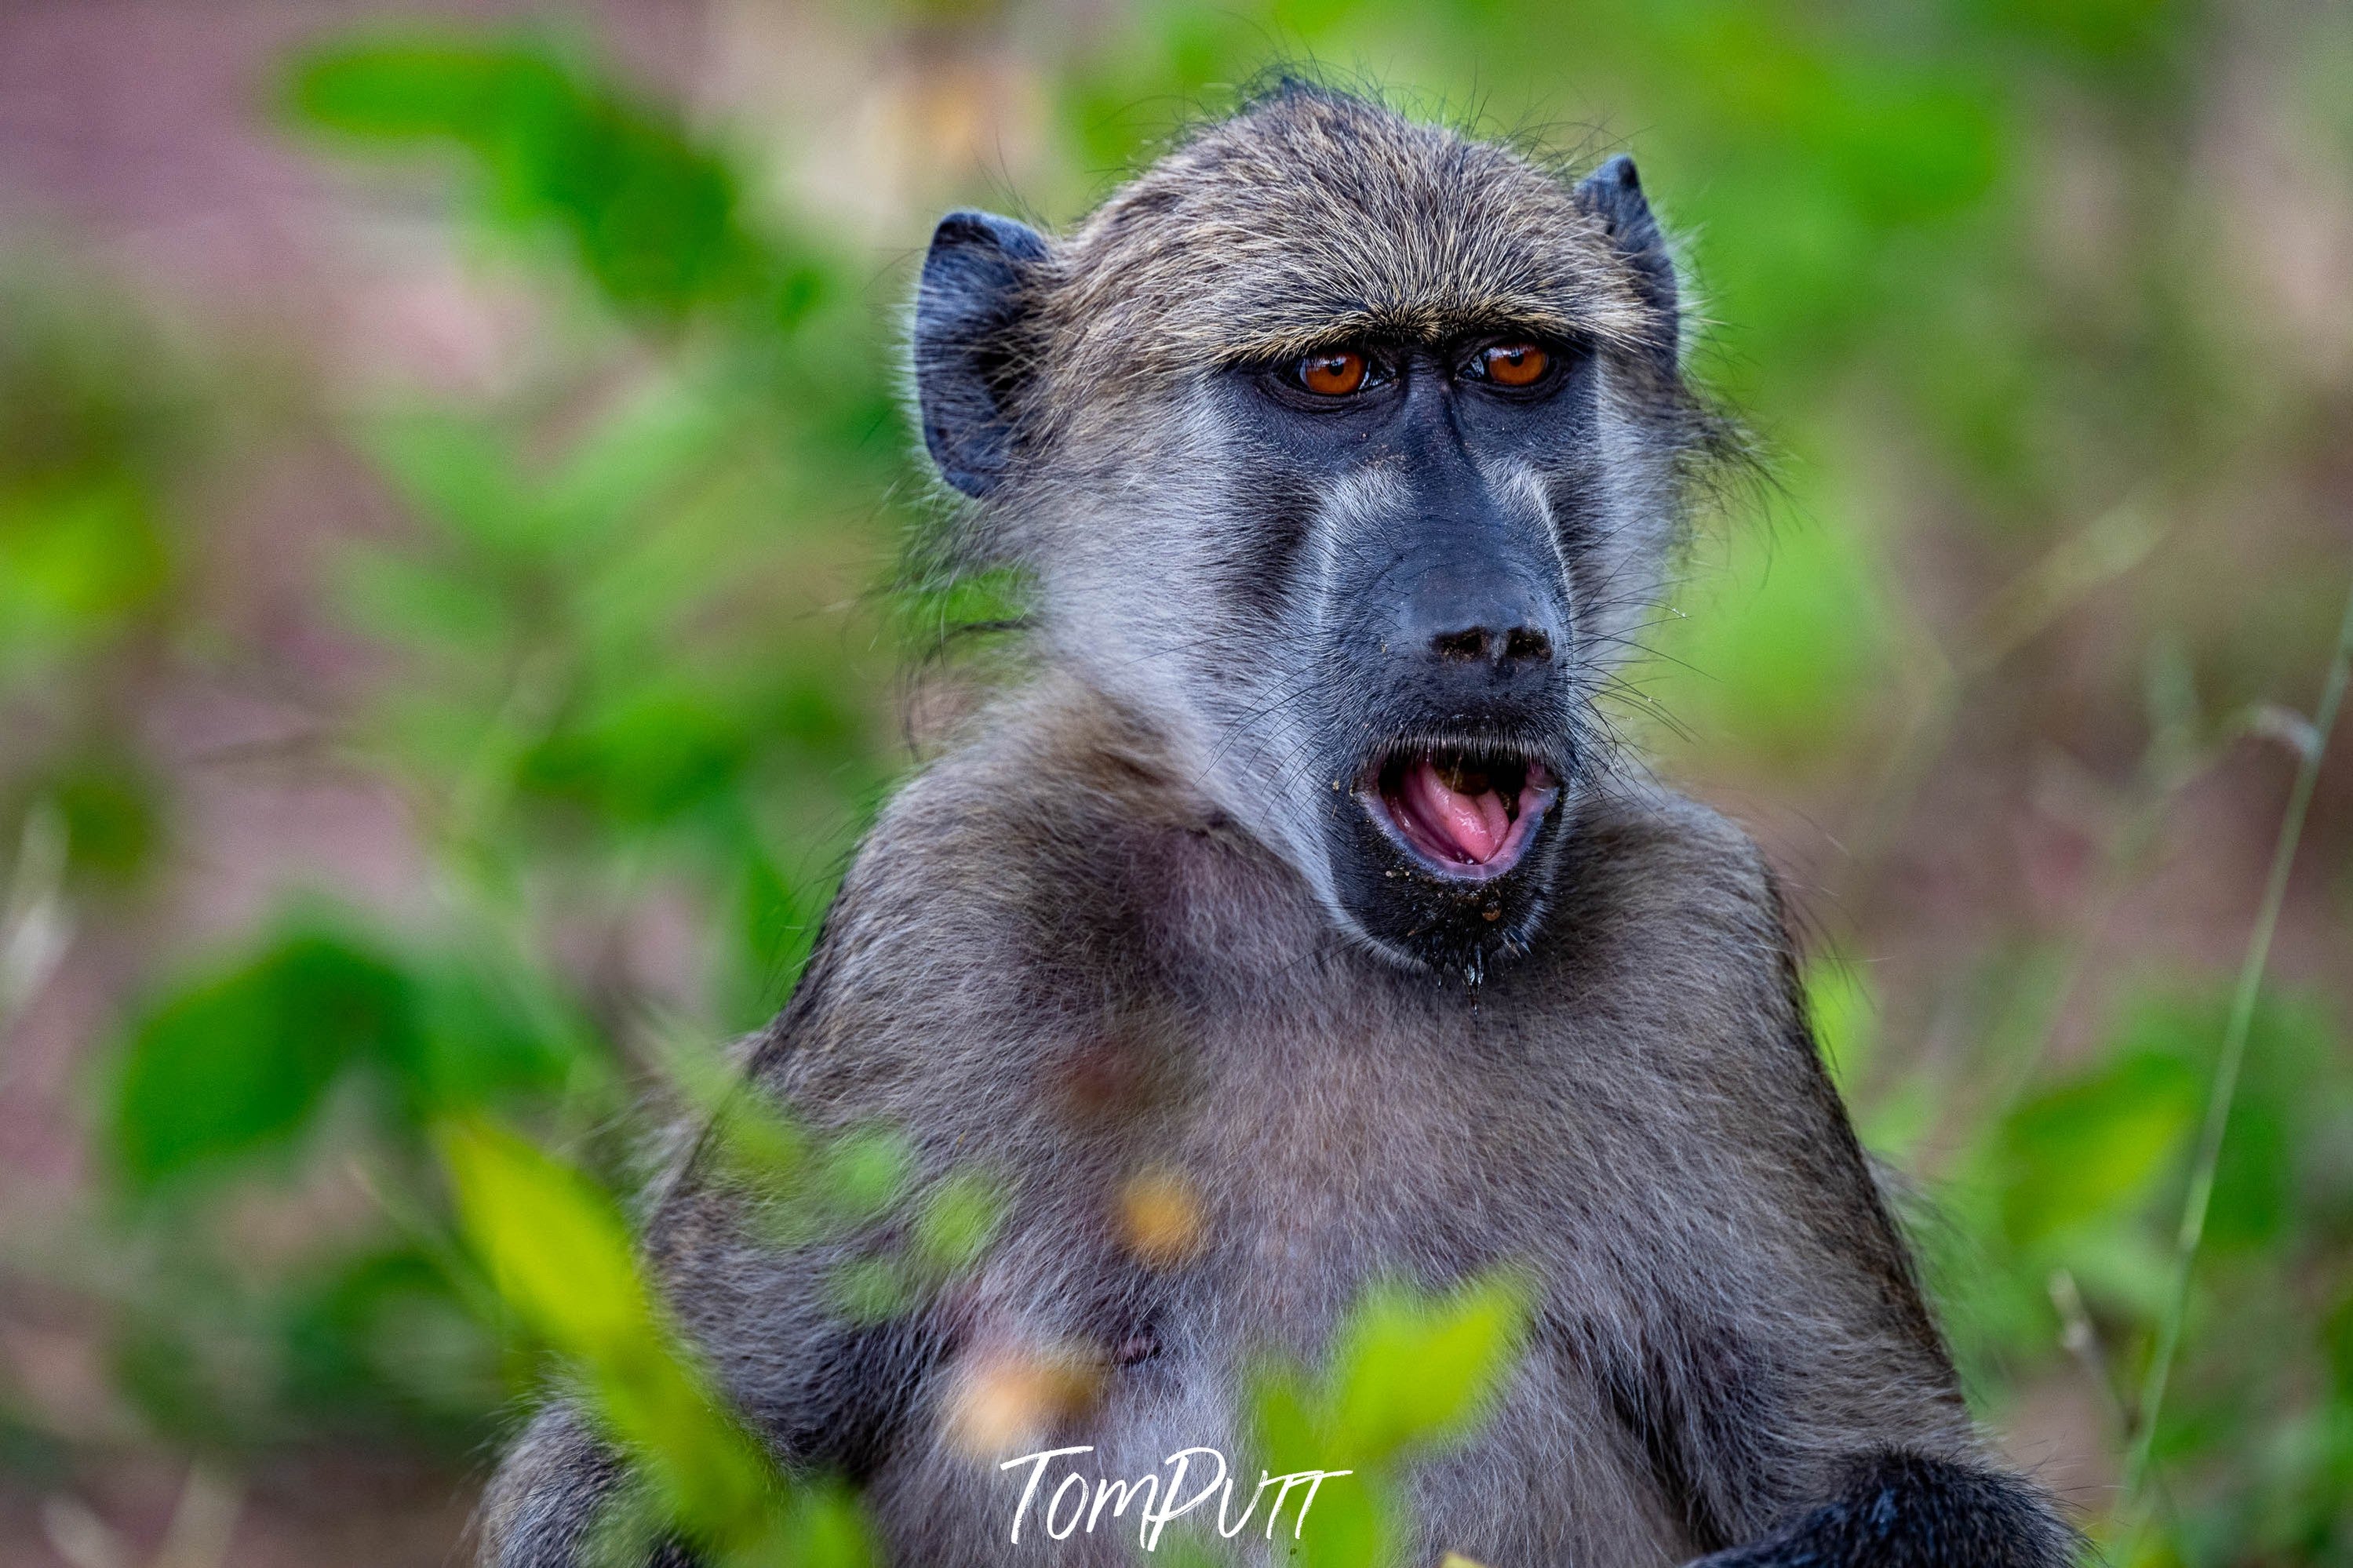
[958,669,1356,990]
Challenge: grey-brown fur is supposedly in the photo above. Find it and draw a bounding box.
[479,85,2071,1567]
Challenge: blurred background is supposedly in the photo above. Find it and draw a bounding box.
[0,1,2349,1564]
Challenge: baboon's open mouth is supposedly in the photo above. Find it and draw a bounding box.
[1364,747,1560,880]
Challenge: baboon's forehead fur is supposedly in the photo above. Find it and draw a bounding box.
[1041,90,1654,381]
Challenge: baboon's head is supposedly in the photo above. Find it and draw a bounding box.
[912,85,1725,977]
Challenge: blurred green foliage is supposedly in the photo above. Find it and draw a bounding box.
[110,917,586,1193]
[443,1119,814,1563]
[0,283,188,897]
[1247,1278,1529,1568]
[0,2,2347,1564]
[290,36,825,324]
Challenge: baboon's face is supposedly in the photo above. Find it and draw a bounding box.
[914,92,1707,976]
[1182,333,1597,977]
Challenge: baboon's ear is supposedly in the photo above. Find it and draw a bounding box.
[1574,156,1679,362]
[915,209,1049,498]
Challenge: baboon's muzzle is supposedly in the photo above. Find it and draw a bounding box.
[1355,522,1572,883]
[1317,498,1579,972]
[1342,506,1575,882]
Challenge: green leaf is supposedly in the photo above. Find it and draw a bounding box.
[49,755,163,886]
[1328,1277,1528,1464]
[393,957,590,1116]
[1288,1475,1384,1568]
[287,37,767,318]
[1647,488,1894,768]
[910,1170,1003,1277]
[0,475,169,654]
[703,1086,817,1202]
[821,1130,914,1227]
[727,844,818,1029]
[364,411,541,557]
[288,39,562,144]
[2107,990,2341,1254]
[1238,1278,1527,1568]
[1805,955,1877,1091]
[2322,1290,2353,1403]
[826,1255,909,1324]
[1997,1050,2197,1246]
[333,541,514,658]
[278,1246,501,1442]
[110,927,417,1193]
[521,682,754,824]
[542,373,730,536]
[762,1482,876,1568]
[438,1119,781,1548]
[439,1118,650,1354]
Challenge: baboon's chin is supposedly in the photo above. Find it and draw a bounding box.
[1324,742,1570,979]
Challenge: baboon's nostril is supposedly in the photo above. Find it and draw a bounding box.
[1433,628,1489,661]
[1430,625,1553,666]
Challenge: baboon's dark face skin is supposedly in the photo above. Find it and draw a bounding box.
[912,90,1709,977]
[1206,336,1606,977]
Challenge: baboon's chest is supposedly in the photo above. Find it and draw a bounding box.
[920,1135,1681,1568]
[1035,995,1573,1331]
[903,1013,1682,1566]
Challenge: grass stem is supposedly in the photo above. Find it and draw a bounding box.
[2124,573,2353,1499]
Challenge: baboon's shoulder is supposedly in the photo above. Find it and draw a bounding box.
[739,676,1204,1124]
[1517,784,1950,1360]
[1551,782,1792,972]
[834,674,1200,955]
[1513,782,1818,1100]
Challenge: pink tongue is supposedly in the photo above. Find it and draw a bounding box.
[1405,758,1512,863]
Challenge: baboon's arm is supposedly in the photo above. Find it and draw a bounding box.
[474,1400,701,1566]
[1645,900,2074,1565]
[473,1264,942,1566]
[1683,1449,2076,1567]
[1572,846,2078,1568]
[475,918,957,1567]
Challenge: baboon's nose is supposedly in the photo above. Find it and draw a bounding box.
[1396,566,1564,689]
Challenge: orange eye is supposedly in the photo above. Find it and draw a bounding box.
[1298,350,1368,396]
[1480,342,1550,387]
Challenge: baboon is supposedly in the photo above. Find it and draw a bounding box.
[481,85,2075,1567]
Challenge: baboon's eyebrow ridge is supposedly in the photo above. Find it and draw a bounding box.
[1206,301,1625,368]
[1065,235,1659,377]
[1041,92,1666,377]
